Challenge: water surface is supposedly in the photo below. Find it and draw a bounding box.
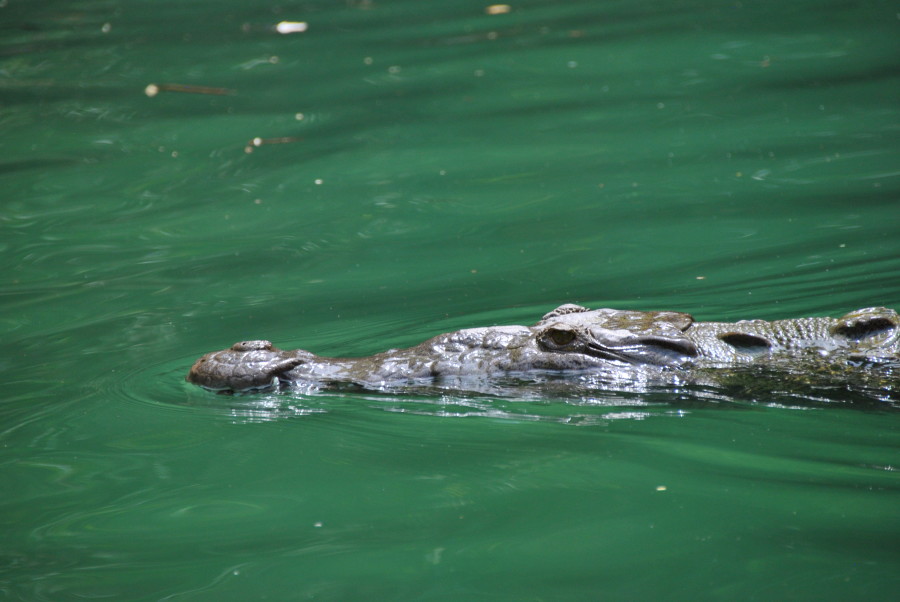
[2,0,899,599]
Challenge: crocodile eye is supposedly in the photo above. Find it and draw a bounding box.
[545,328,577,347]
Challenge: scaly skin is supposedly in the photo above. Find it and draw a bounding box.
[186,304,900,393]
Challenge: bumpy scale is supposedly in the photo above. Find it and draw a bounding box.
[187,305,900,393]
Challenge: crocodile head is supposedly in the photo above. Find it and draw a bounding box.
[532,304,699,366]
[186,340,312,391]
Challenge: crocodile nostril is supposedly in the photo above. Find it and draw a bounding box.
[231,340,275,352]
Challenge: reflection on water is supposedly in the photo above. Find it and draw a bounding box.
[222,390,329,424]
[202,359,899,426]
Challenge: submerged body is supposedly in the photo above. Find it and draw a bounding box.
[187,304,900,393]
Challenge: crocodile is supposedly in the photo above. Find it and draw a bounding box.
[187,304,900,394]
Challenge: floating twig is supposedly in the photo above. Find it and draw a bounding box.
[144,83,235,97]
[244,136,302,153]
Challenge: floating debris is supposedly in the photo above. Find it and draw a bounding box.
[244,136,302,153]
[275,21,308,34]
[486,4,511,15]
[144,83,235,97]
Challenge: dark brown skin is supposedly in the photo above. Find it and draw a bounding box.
[188,304,900,393]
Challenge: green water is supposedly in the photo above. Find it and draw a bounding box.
[3,0,899,599]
